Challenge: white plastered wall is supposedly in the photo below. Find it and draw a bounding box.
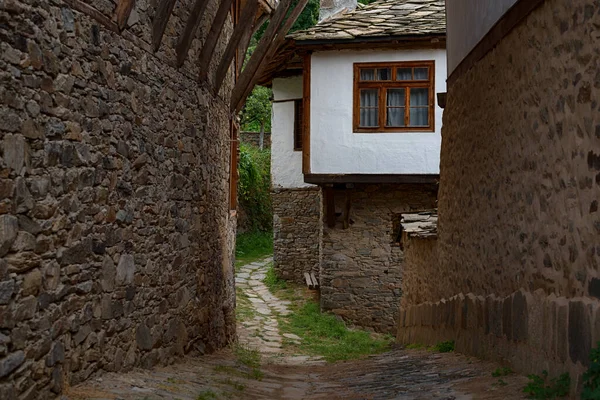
[271,76,314,189]
[310,49,446,175]
[446,0,518,74]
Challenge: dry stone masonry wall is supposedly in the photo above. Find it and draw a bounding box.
[0,0,236,397]
[399,0,600,386]
[272,187,322,284]
[321,184,436,333]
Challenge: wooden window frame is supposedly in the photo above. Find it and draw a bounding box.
[353,61,435,133]
[293,99,303,151]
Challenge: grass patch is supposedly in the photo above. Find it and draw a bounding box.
[233,344,261,369]
[197,390,218,400]
[492,367,514,377]
[280,301,393,362]
[263,262,286,292]
[405,343,426,350]
[216,378,245,392]
[235,231,273,267]
[235,287,255,323]
[431,340,455,353]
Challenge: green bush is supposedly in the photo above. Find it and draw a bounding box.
[432,340,455,353]
[238,143,272,232]
[582,342,600,399]
[523,370,570,399]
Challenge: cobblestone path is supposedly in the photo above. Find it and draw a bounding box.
[67,257,529,399]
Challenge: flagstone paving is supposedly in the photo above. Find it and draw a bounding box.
[66,256,529,399]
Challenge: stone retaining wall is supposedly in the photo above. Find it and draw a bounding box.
[321,184,436,333]
[399,0,600,389]
[272,187,322,284]
[240,131,271,149]
[0,0,236,397]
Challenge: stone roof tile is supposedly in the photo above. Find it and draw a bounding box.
[289,0,445,42]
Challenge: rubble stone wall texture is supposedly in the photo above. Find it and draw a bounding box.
[239,131,271,149]
[399,0,600,386]
[0,0,236,397]
[321,184,437,333]
[272,187,322,284]
[398,236,438,309]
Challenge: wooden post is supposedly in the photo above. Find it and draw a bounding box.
[302,53,311,175]
[115,0,136,31]
[152,0,178,52]
[197,0,235,81]
[175,0,210,67]
[324,186,336,228]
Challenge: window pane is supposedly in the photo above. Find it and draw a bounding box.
[360,69,375,81]
[387,108,405,127]
[387,88,405,106]
[377,68,391,81]
[397,68,412,80]
[414,67,429,80]
[410,88,429,106]
[410,108,428,126]
[360,89,379,127]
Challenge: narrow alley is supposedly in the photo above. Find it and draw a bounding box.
[66,258,529,399]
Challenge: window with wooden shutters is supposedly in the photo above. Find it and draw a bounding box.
[294,99,303,151]
[353,61,435,133]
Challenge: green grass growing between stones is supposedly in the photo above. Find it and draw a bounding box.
[235,231,273,268]
[280,300,393,363]
[431,340,455,353]
[235,287,256,323]
[196,389,218,400]
[263,262,287,292]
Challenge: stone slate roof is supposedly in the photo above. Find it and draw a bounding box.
[288,0,446,42]
[401,211,438,239]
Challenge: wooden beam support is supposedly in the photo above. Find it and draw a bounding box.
[237,13,268,75]
[175,0,210,67]
[301,53,311,175]
[152,0,178,52]
[230,0,295,113]
[115,0,136,31]
[214,0,259,95]
[324,187,336,229]
[197,0,236,81]
[63,0,119,32]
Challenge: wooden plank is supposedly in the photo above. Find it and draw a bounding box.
[115,0,136,31]
[229,0,294,112]
[214,0,259,94]
[324,186,336,229]
[302,53,311,174]
[304,272,314,289]
[198,0,236,81]
[310,272,319,289]
[175,0,210,67]
[152,0,178,52]
[62,0,119,32]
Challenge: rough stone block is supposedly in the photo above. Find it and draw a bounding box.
[569,300,591,366]
[502,295,513,341]
[512,290,528,342]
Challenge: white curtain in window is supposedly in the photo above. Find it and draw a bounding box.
[360,89,378,127]
[386,89,405,127]
[360,69,375,81]
[397,68,412,80]
[410,88,429,126]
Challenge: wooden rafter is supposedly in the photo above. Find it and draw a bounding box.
[152,0,178,52]
[115,0,136,31]
[237,13,268,75]
[197,0,236,81]
[213,0,259,95]
[231,0,309,113]
[175,0,210,67]
[229,0,292,111]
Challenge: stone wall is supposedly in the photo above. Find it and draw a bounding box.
[0,0,236,397]
[240,131,271,149]
[272,187,322,284]
[398,0,600,387]
[321,184,437,333]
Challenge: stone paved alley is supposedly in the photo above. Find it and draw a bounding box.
[66,258,529,399]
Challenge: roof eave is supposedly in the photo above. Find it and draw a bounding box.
[291,32,446,48]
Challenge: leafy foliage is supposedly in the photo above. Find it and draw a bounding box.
[582,342,600,399]
[357,0,378,4]
[238,143,272,232]
[431,340,455,353]
[235,231,273,267]
[523,370,570,399]
[241,86,272,132]
[263,262,287,292]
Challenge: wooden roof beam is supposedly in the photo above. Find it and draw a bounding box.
[231,0,309,113]
[115,0,136,31]
[175,0,210,67]
[197,0,236,81]
[237,13,268,75]
[152,0,178,52]
[213,0,259,95]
